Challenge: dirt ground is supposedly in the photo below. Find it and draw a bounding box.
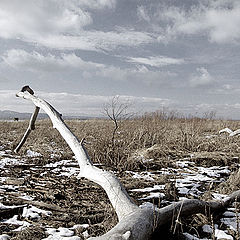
[1,118,240,239]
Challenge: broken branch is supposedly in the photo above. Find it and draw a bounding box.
[14,106,40,153]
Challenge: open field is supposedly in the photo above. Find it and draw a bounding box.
[1,114,240,239]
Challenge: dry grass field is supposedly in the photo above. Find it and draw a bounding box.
[1,112,240,239]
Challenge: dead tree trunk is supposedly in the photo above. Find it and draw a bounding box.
[15,86,240,240]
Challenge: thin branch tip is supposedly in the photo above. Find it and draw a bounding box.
[21,85,34,95]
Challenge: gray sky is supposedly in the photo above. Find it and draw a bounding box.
[0,0,240,118]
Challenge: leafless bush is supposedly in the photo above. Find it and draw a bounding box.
[1,110,240,171]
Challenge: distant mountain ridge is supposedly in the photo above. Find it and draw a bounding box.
[0,110,93,120]
[0,110,48,120]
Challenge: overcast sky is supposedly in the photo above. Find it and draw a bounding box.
[0,0,240,118]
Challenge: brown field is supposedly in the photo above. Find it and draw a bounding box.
[1,113,240,239]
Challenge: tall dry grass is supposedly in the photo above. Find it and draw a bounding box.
[1,111,240,170]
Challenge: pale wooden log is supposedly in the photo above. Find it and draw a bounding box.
[14,106,40,153]
[15,89,138,222]
[89,191,240,240]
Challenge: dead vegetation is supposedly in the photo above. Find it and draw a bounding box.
[4,111,240,171]
[1,111,240,239]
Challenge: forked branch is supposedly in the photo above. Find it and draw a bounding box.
[15,86,138,222]
[14,106,40,153]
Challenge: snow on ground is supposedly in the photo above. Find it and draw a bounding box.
[139,192,165,200]
[42,225,89,240]
[0,203,25,209]
[1,215,31,229]
[0,234,10,240]
[26,149,42,157]
[22,205,52,220]
[44,159,80,177]
[126,171,155,181]
[0,145,239,239]
[130,185,165,192]
[215,229,233,240]
[129,159,231,201]
[0,157,25,169]
[128,158,238,239]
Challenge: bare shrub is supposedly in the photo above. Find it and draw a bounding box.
[1,109,240,171]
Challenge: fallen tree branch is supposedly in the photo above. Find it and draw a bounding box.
[14,106,40,153]
[15,86,240,240]
[16,87,138,220]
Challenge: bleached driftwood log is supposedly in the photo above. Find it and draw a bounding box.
[15,86,240,240]
[14,106,39,153]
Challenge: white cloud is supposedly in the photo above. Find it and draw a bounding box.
[127,56,185,67]
[0,90,33,113]
[75,0,116,10]
[34,30,154,51]
[156,0,240,44]
[137,5,150,22]
[189,67,214,87]
[0,0,153,51]
[3,89,240,120]
[2,49,176,87]
[0,0,92,39]
[2,49,104,72]
[0,90,172,116]
[210,84,240,95]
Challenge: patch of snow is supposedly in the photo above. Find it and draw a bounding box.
[179,197,189,201]
[223,211,235,217]
[18,194,34,201]
[71,224,89,229]
[82,230,89,238]
[57,167,80,177]
[139,192,165,200]
[0,158,25,168]
[42,227,81,240]
[40,171,47,176]
[1,215,31,227]
[0,203,25,209]
[50,153,61,159]
[22,205,52,220]
[0,151,5,156]
[126,171,155,181]
[142,158,154,163]
[26,150,42,157]
[182,232,208,240]
[130,185,165,192]
[212,193,228,200]
[139,202,155,209]
[0,234,10,240]
[205,134,217,139]
[202,224,212,233]
[178,187,190,195]
[0,184,19,191]
[176,160,193,168]
[44,160,74,168]
[0,177,8,182]
[215,229,233,240]
[197,166,230,178]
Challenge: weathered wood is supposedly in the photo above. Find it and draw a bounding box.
[15,88,138,222]
[14,106,40,153]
